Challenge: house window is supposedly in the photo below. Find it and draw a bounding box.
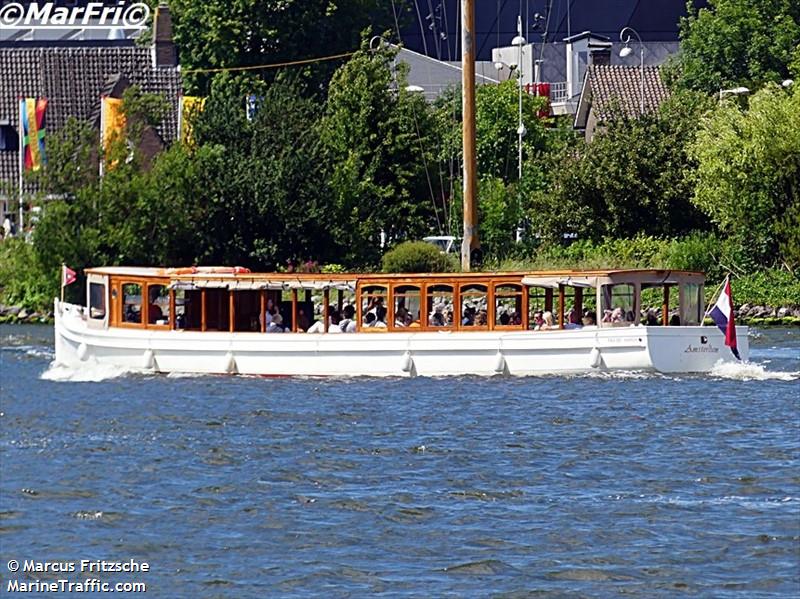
[0,124,19,152]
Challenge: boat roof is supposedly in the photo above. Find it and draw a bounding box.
[84,266,704,284]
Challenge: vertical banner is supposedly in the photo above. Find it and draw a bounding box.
[20,97,48,172]
[100,96,126,174]
[178,95,205,146]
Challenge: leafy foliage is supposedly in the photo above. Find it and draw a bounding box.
[0,238,57,311]
[382,241,456,273]
[321,40,442,266]
[676,0,800,93]
[689,83,800,269]
[526,90,712,244]
[169,0,397,94]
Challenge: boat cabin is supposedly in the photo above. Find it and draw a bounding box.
[82,267,705,333]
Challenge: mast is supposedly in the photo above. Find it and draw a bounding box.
[460,0,478,271]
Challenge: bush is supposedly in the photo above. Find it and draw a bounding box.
[382,241,457,273]
[727,269,800,307]
[0,238,59,312]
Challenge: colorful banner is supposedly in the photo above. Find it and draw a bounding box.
[20,98,47,171]
[179,96,205,146]
[101,96,126,149]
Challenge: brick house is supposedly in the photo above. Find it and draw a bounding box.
[0,6,181,224]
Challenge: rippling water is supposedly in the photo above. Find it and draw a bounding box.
[2,324,799,597]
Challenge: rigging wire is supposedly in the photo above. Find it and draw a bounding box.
[180,52,354,75]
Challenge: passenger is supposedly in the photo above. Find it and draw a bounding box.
[669,313,681,326]
[625,310,636,323]
[340,305,357,332]
[499,312,510,326]
[431,312,445,326]
[645,310,658,326]
[375,305,388,328]
[297,307,311,332]
[511,312,522,326]
[364,312,377,327]
[532,310,544,330]
[145,288,163,324]
[541,311,555,330]
[582,311,597,326]
[601,309,613,323]
[611,307,624,324]
[395,306,409,327]
[267,313,285,333]
[306,307,340,333]
[462,305,476,326]
[446,310,454,326]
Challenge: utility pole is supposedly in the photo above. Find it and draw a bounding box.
[461,0,478,272]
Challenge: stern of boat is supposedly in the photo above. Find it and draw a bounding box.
[644,325,749,373]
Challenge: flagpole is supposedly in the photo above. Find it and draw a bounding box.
[60,264,65,303]
[18,97,24,234]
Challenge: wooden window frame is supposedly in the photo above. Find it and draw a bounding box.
[459,282,489,331]
[389,283,422,331]
[423,282,457,331]
[118,280,145,329]
[144,280,171,330]
[492,282,525,330]
[358,284,389,333]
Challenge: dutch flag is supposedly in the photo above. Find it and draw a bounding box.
[708,276,740,360]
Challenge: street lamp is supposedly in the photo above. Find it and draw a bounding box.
[619,26,644,114]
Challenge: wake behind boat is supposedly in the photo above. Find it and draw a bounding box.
[53,266,748,376]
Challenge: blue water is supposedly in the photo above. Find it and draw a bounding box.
[1,324,799,597]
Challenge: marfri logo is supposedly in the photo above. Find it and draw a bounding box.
[0,2,150,30]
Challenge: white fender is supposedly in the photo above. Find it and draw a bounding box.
[493,351,506,374]
[77,342,88,361]
[225,351,237,374]
[401,351,413,373]
[589,346,602,368]
[142,349,154,370]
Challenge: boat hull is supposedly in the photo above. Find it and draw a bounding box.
[54,301,749,376]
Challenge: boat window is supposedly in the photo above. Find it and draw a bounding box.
[392,285,421,328]
[494,284,523,328]
[681,283,702,326]
[426,284,454,328]
[601,284,636,327]
[89,282,106,320]
[460,283,487,327]
[361,285,388,329]
[122,283,142,324]
[147,284,169,325]
[528,286,548,329]
[233,290,261,331]
[205,288,230,331]
[174,289,202,330]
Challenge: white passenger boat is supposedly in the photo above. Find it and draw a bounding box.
[53,267,748,376]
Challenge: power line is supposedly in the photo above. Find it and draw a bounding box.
[180,52,355,75]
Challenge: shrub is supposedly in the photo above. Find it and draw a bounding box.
[0,238,59,312]
[382,241,457,273]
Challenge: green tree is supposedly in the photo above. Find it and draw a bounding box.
[320,39,442,266]
[689,83,800,270]
[677,0,800,94]
[433,80,550,182]
[169,0,397,94]
[526,90,712,244]
[188,74,339,268]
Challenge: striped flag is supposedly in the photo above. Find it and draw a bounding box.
[20,98,47,171]
[709,276,740,360]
